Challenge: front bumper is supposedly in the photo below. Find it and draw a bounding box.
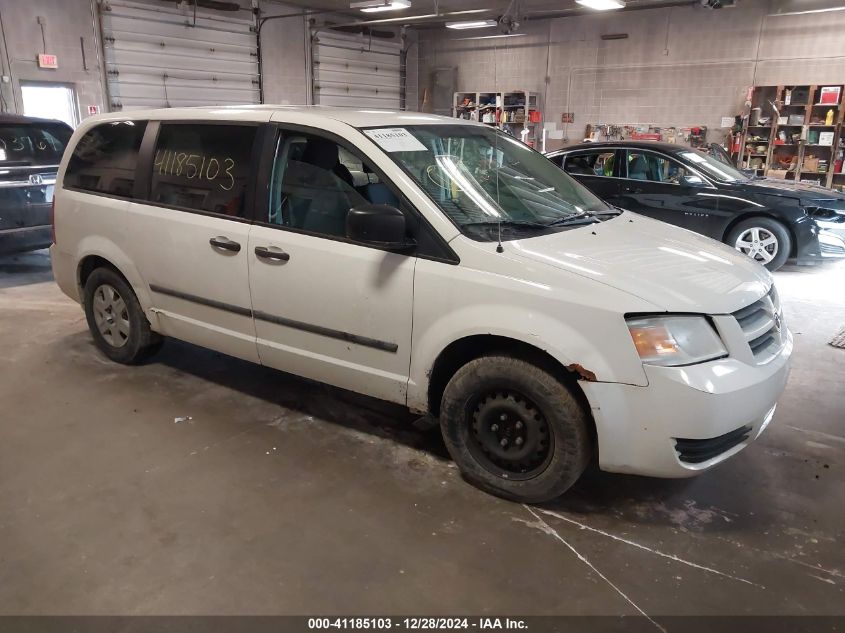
[0,225,52,256]
[582,328,792,478]
[818,229,845,258]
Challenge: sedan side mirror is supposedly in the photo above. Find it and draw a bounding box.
[681,174,706,187]
[346,204,412,250]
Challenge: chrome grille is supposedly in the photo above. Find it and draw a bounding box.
[733,287,786,364]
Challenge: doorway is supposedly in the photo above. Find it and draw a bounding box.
[20,82,79,128]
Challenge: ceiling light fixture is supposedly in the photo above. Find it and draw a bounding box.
[445,19,498,29]
[454,33,527,41]
[769,4,845,14]
[350,0,412,13]
[575,0,625,10]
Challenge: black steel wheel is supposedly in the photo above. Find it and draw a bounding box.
[467,391,554,481]
[440,355,592,503]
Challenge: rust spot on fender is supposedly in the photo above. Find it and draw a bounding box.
[567,363,597,382]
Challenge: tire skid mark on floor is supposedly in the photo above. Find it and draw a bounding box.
[520,505,667,632]
[534,508,763,588]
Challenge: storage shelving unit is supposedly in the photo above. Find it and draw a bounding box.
[739,84,845,187]
[453,90,543,148]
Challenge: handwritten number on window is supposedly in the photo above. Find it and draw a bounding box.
[154,149,236,191]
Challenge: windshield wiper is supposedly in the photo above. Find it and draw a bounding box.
[545,211,600,227]
[463,219,550,230]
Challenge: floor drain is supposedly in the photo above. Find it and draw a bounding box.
[830,327,845,349]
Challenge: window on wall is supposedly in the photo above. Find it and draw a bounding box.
[625,151,690,184]
[64,121,147,196]
[268,131,401,238]
[150,124,257,217]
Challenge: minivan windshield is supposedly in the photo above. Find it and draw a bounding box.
[360,124,613,241]
[0,123,72,167]
[679,149,749,183]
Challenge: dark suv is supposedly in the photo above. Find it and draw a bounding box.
[1,114,73,255]
[547,141,845,271]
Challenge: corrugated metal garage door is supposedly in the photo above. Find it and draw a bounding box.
[100,0,259,111]
[312,30,403,109]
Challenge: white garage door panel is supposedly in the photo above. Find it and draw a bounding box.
[107,48,256,77]
[111,83,257,105]
[313,30,403,109]
[101,0,259,111]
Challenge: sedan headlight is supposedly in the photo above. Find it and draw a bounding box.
[626,315,727,367]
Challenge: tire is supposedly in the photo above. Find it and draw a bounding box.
[727,217,791,271]
[83,267,162,364]
[440,355,592,503]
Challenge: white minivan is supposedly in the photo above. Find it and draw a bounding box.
[51,106,792,502]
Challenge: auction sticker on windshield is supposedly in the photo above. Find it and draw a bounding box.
[364,128,428,152]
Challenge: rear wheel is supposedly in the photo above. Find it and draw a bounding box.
[440,356,592,503]
[727,217,791,271]
[83,267,162,364]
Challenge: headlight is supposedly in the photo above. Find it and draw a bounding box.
[626,315,727,367]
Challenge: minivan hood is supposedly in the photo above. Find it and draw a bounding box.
[507,212,771,314]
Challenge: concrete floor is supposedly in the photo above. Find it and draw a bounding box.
[0,250,843,617]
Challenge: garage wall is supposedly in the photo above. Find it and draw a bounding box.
[416,3,845,150]
[0,0,312,121]
[0,0,105,123]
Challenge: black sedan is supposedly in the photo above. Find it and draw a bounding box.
[546,141,845,271]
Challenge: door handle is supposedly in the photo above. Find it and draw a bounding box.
[254,245,291,262]
[624,186,643,193]
[209,236,241,252]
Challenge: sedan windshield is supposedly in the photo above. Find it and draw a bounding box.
[360,124,612,241]
[679,150,749,183]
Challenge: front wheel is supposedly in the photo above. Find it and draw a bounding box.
[727,217,791,271]
[440,356,592,503]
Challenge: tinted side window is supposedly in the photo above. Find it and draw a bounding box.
[150,124,257,217]
[626,151,689,184]
[563,151,615,177]
[65,121,147,196]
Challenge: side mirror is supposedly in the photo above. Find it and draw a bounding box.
[346,204,411,250]
[681,174,706,187]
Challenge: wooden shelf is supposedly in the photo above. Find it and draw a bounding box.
[738,84,845,188]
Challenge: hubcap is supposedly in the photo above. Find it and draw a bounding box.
[467,391,553,480]
[735,227,778,264]
[92,284,130,348]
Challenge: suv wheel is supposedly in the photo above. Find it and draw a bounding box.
[440,355,592,503]
[727,218,791,271]
[83,267,162,364]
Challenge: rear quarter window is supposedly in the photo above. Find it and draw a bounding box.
[64,121,147,196]
[149,123,257,217]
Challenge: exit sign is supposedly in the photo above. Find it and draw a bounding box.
[37,54,58,69]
